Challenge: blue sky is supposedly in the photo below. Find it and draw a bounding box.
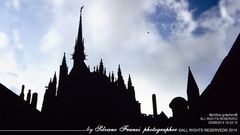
[188,0,219,19]
[0,0,240,117]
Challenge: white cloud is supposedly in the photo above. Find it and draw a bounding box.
[41,29,62,53]
[1,0,240,117]
[6,0,21,11]
[12,0,20,11]
[157,0,197,36]
[0,32,9,49]
[12,30,24,49]
[0,48,19,94]
[36,0,240,116]
[0,51,17,72]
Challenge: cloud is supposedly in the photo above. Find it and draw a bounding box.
[1,0,240,117]
[31,0,240,116]
[0,32,8,49]
[0,48,19,95]
[0,51,17,72]
[6,0,21,11]
[12,30,24,49]
[41,29,62,53]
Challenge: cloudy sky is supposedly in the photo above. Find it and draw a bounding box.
[0,0,239,117]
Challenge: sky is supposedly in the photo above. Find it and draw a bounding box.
[0,0,240,117]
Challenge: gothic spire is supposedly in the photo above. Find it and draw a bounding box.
[187,67,199,97]
[118,65,122,78]
[117,65,126,90]
[73,5,86,65]
[62,53,67,67]
[59,53,68,77]
[77,5,84,44]
[128,74,132,89]
[49,78,52,85]
[99,59,104,74]
[187,67,199,110]
[53,72,57,84]
[58,54,68,97]
[127,74,136,101]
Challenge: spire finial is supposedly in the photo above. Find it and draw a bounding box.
[99,59,104,74]
[80,5,84,16]
[62,52,67,65]
[128,74,132,88]
[118,64,121,72]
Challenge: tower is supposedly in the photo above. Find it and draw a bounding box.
[69,5,89,76]
[186,67,199,111]
[72,6,86,67]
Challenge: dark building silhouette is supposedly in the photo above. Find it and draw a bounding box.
[0,6,239,132]
[169,33,240,127]
[187,67,200,111]
[0,84,41,129]
[201,33,240,114]
[39,7,144,128]
[169,97,189,127]
[186,67,200,125]
[31,93,38,108]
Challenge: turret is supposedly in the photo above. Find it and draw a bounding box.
[26,89,31,104]
[20,85,25,99]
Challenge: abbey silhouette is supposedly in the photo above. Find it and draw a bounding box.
[0,6,239,131]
